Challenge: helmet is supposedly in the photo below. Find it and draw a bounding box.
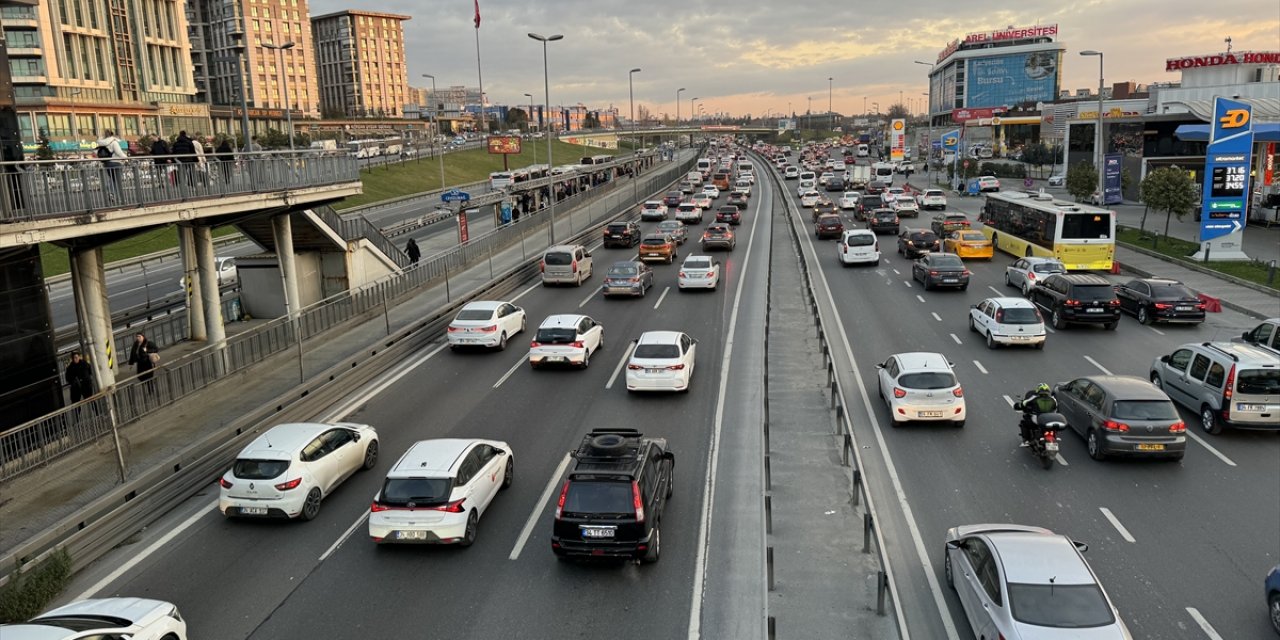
[1035,383,1051,396]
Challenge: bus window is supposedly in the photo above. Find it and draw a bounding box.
[490,172,515,188]
[1060,213,1112,240]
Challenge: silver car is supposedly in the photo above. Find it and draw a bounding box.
[944,524,1132,640]
[1005,257,1066,296]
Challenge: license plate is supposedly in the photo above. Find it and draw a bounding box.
[1136,443,1165,451]
[1237,403,1265,411]
[1086,308,1104,313]
[545,356,565,363]
[942,278,957,283]
[1176,306,1192,311]
[1011,336,1030,341]
[240,506,268,515]
[581,527,616,539]
[646,253,660,257]
[1045,442,1060,452]
[396,530,428,540]
[646,368,664,374]
[919,411,944,418]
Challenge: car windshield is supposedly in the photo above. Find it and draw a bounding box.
[846,234,875,246]
[535,327,578,343]
[685,259,712,269]
[898,372,956,390]
[1033,262,1067,274]
[455,309,495,321]
[1008,583,1116,628]
[233,458,289,480]
[1000,307,1041,324]
[562,481,635,516]
[379,477,452,507]
[544,252,573,266]
[1149,283,1195,298]
[608,266,638,276]
[1112,400,1179,420]
[1073,285,1116,301]
[1060,212,1112,240]
[1237,369,1280,394]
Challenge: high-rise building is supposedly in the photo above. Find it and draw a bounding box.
[5,0,207,151]
[311,10,410,118]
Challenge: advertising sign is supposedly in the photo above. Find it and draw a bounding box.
[1265,143,1275,186]
[457,208,470,244]
[941,129,961,151]
[889,119,906,162]
[777,118,797,131]
[500,201,513,224]
[1165,51,1280,71]
[1199,97,1253,244]
[966,52,1059,109]
[951,107,1007,123]
[937,24,1059,62]
[1103,154,1123,205]
[487,135,522,154]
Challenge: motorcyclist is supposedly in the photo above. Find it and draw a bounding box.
[1019,383,1058,446]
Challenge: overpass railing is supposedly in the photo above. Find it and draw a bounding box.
[0,151,360,222]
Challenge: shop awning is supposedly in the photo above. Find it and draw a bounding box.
[1175,123,1280,142]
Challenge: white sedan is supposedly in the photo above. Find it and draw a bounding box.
[446,300,526,350]
[701,185,721,199]
[1048,174,1065,186]
[626,331,697,392]
[839,191,861,210]
[678,255,721,290]
[2,598,188,640]
[800,190,821,207]
[220,422,380,521]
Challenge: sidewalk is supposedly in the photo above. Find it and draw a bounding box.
[1114,245,1277,320]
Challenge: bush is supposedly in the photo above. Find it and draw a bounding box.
[0,548,73,623]
[978,162,1027,179]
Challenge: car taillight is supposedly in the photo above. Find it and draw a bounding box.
[1102,419,1129,433]
[555,481,570,519]
[370,501,391,513]
[1027,272,1036,280]
[1154,302,1172,309]
[679,271,687,278]
[627,364,643,370]
[429,498,466,513]
[952,387,964,398]
[893,387,906,398]
[1109,299,1120,306]
[530,341,541,348]
[667,364,686,370]
[1223,364,1236,402]
[995,310,1004,322]
[447,325,461,333]
[1065,299,1080,306]
[479,324,498,333]
[632,481,645,523]
[539,260,545,273]
[571,259,578,272]
[1169,421,1186,434]
[1196,302,1206,310]
[929,270,939,276]
[571,341,584,348]
[962,270,971,276]
[219,477,233,489]
[275,477,303,491]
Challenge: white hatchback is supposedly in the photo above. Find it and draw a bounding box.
[369,438,512,546]
[838,229,881,266]
[969,297,1047,349]
[220,422,379,521]
[626,331,697,392]
[1005,257,1067,296]
[701,185,720,199]
[784,166,800,179]
[839,191,861,210]
[876,352,966,427]
[800,191,821,207]
[3,598,188,640]
[446,300,526,350]
[529,314,604,369]
[678,255,721,290]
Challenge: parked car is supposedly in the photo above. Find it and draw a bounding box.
[1004,257,1067,296]
[912,253,971,290]
[700,224,736,251]
[876,351,966,427]
[1149,341,1280,434]
[1048,173,1066,186]
[446,300,526,350]
[897,228,941,259]
[1114,278,1206,325]
[1028,274,1121,330]
[1240,317,1280,353]
[838,229,880,266]
[602,261,655,297]
[1053,375,1187,461]
[968,297,1046,349]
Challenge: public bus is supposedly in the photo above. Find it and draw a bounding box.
[579,154,615,166]
[978,191,1115,271]
[345,139,385,159]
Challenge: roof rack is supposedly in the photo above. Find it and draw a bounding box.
[573,429,646,463]
[1202,342,1240,362]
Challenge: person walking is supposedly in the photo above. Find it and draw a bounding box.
[191,132,208,187]
[95,129,128,202]
[65,351,94,403]
[150,136,174,186]
[244,135,265,184]
[215,138,234,184]
[405,238,421,265]
[127,332,159,382]
[170,130,197,190]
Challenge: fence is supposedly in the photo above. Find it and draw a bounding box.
[0,151,360,221]
[0,151,698,482]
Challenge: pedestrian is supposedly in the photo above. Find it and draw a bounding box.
[65,351,94,403]
[244,135,264,184]
[150,136,174,186]
[170,130,197,189]
[405,237,421,264]
[127,332,159,382]
[192,132,208,186]
[215,138,234,183]
[95,129,127,202]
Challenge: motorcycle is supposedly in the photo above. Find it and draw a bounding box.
[1013,403,1068,470]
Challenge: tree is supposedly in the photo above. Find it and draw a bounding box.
[35,130,54,160]
[886,103,909,120]
[1065,162,1097,202]
[1139,166,1197,241]
[505,108,528,131]
[1021,143,1054,178]
[583,112,601,129]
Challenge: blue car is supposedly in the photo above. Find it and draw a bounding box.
[1268,564,1280,634]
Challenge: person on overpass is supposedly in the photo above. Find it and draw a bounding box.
[128,333,159,382]
[405,238,421,265]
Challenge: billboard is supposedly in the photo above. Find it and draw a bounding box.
[487,135,522,154]
[1103,154,1123,205]
[889,119,905,162]
[1199,97,1253,243]
[965,51,1059,109]
[777,118,797,131]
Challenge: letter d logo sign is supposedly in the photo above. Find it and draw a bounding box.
[1220,109,1250,129]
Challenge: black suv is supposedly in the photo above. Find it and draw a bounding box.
[1029,273,1121,330]
[603,221,642,248]
[551,429,674,563]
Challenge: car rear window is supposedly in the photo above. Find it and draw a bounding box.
[1072,284,1116,301]
[379,477,452,507]
[642,238,668,246]
[607,223,631,231]
[562,481,635,516]
[911,232,939,242]
[898,372,956,390]
[455,309,494,321]
[1112,400,1179,420]
[535,327,577,343]
[679,204,697,210]
[665,191,681,198]
[1033,263,1067,274]
[233,459,289,480]
[544,252,573,266]
[999,307,1041,324]
[875,211,897,220]
[1149,283,1195,298]
[634,344,681,358]
[685,259,711,269]
[931,256,965,269]
[608,265,638,276]
[846,234,875,247]
[706,227,729,235]
[1008,583,1116,628]
[1237,369,1280,394]
[925,190,944,197]
[959,231,985,241]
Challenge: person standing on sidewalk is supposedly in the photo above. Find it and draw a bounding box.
[65,351,94,403]
[127,333,159,382]
[215,138,235,184]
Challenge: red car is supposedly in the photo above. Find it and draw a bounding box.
[662,191,682,207]
[815,214,844,239]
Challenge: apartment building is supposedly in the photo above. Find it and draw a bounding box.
[311,10,409,118]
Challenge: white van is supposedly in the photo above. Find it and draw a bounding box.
[696,158,713,175]
[540,244,593,286]
[856,144,869,157]
[489,171,515,189]
[872,162,895,186]
[736,161,755,184]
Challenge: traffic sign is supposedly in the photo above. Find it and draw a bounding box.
[441,189,471,203]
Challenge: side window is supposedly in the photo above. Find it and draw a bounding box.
[1065,379,1088,397]
[963,538,990,572]
[1167,349,1193,372]
[1014,259,1027,270]
[887,358,900,378]
[1083,383,1107,410]
[680,334,692,352]
[1204,362,1226,388]
[1188,354,1211,381]
[326,429,353,451]
[1251,323,1275,345]
[301,436,325,462]
[455,450,480,485]
[979,558,1004,606]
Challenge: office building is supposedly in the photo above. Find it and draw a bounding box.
[311,10,410,118]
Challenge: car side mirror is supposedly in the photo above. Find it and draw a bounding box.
[970,304,977,309]
[945,540,961,550]
[584,252,592,258]
[1073,540,1090,553]
[1160,355,1170,363]
[875,363,884,369]
[1241,331,1253,342]
[352,432,361,442]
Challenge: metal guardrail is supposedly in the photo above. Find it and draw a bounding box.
[0,151,359,222]
[312,205,411,269]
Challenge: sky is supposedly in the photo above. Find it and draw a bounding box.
[309,0,1279,120]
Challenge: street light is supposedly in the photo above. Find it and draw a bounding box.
[422,73,446,190]
[676,87,685,147]
[524,92,537,165]
[529,32,564,242]
[828,76,833,129]
[629,67,641,201]
[262,41,296,150]
[1080,50,1106,204]
[229,30,252,150]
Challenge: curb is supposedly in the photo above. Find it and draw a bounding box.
[1116,244,1276,321]
[1117,239,1280,296]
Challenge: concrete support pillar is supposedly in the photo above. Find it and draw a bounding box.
[271,213,301,320]
[193,226,226,347]
[70,247,116,389]
[178,225,207,341]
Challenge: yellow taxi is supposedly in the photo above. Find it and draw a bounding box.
[944,230,994,259]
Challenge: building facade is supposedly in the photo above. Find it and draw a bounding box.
[311,10,409,118]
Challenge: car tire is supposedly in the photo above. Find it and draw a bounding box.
[1087,429,1107,461]
[520,317,527,334]
[459,510,478,547]
[1138,306,1151,325]
[968,316,976,332]
[498,332,508,351]
[986,332,996,349]
[642,525,661,564]
[944,552,956,590]
[502,457,514,489]
[1051,309,1066,330]
[362,440,379,470]
[1200,405,1225,435]
[1150,372,1163,390]
[1268,593,1280,633]
[300,488,322,521]
[665,462,674,498]
[1004,271,1012,287]
[1023,282,1032,297]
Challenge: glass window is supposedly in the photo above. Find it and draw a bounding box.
[898,372,956,390]
[1188,354,1211,381]
[1111,400,1178,420]
[1204,363,1226,389]
[634,344,680,359]
[378,477,451,507]
[561,481,634,515]
[1008,583,1115,628]
[1060,213,1112,240]
[1237,369,1280,395]
[233,458,289,479]
[1166,349,1192,372]
[122,115,139,136]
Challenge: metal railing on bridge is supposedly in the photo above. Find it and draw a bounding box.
[0,151,360,222]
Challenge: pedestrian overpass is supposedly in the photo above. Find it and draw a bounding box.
[561,125,776,149]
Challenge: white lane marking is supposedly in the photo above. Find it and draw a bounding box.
[320,343,449,421]
[892,268,901,275]
[916,294,926,303]
[320,509,370,562]
[1084,355,1113,375]
[688,172,764,640]
[1185,607,1226,640]
[987,285,1002,295]
[492,356,527,388]
[509,452,573,561]
[950,333,962,345]
[74,497,218,600]
[973,360,988,374]
[904,280,913,288]
[653,286,672,309]
[578,285,603,308]
[510,281,541,302]
[1099,507,1136,543]
[931,312,942,322]
[1148,326,1166,336]
[1002,394,1016,407]
[1186,431,1237,467]
[1054,453,1069,466]
[606,342,638,389]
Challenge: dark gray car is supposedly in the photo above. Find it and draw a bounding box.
[1053,375,1187,462]
[602,261,654,298]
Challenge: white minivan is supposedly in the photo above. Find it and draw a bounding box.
[838,229,881,266]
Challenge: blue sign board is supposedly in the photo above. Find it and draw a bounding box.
[965,52,1059,109]
[941,129,960,151]
[1199,98,1253,242]
[500,201,513,224]
[1103,154,1123,205]
[441,189,471,203]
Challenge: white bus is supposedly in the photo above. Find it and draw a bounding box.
[345,139,384,159]
[489,171,516,189]
[979,191,1115,271]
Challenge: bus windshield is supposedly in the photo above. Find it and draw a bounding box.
[1060,213,1112,240]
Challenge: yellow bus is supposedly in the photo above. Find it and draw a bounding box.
[978,191,1115,271]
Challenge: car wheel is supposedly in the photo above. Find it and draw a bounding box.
[1138,306,1151,325]
[1150,372,1163,390]
[1052,309,1066,330]
[575,272,582,287]
[642,525,661,564]
[1200,405,1224,435]
[300,487,322,521]
[498,332,508,351]
[459,510,479,547]
[362,440,379,470]
[986,332,996,349]
[665,462,674,498]
[944,552,956,590]
[1087,429,1107,461]
[1022,281,1032,297]
[1269,593,1280,633]
[520,317,526,334]
[968,316,976,332]
[1004,271,1012,287]
[502,457,513,489]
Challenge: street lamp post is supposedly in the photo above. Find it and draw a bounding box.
[1080,50,1106,204]
[229,31,252,150]
[828,77,833,130]
[529,32,564,243]
[629,67,641,200]
[524,92,537,165]
[262,41,296,150]
[676,87,685,146]
[422,74,446,190]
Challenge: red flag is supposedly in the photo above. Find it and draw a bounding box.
[473,0,480,28]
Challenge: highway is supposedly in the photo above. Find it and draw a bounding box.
[62,161,774,639]
[777,152,1278,639]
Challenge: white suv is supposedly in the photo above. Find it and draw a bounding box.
[529,314,604,369]
[626,331,697,392]
[369,438,513,546]
[220,422,379,521]
[876,352,966,427]
[838,229,880,266]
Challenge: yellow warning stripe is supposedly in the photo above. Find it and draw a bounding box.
[105,338,114,368]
